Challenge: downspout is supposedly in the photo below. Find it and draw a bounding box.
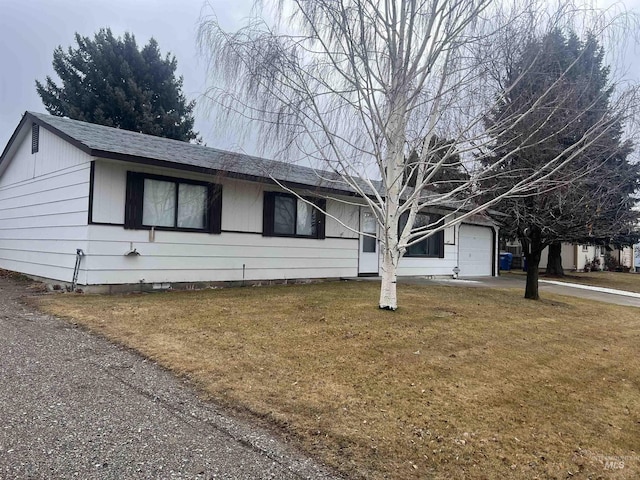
[492,227,498,277]
[454,224,460,279]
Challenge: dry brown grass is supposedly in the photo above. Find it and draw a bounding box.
[35,282,640,479]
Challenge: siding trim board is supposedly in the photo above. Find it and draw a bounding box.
[492,227,497,277]
[0,163,89,193]
[90,221,125,227]
[78,224,361,239]
[88,161,95,224]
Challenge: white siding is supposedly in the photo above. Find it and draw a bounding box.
[91,160,363,237]
[618,246,634,268]
[0,125,91,283]
[394,219,491,278]
[576,245,604,271]
[444,225,455,245]
[396,243,458,277]
[0,130,35,185]
[221,180,264,232]
[561,243,576,269]
[3,150,497,285]
[85,227,358,284]
[536,244,604,272]
[86,161,360,284]
[92,161,268,232]
[91,161,127,224]
[326,200,359,238]
[539,243,576,271]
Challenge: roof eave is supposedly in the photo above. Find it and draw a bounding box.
[91,149,360,198]
[0,112,31,167]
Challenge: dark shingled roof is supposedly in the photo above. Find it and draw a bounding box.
[22,112,371,195]
[0,112,502,222]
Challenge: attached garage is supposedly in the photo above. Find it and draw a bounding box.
[458,224,495,277]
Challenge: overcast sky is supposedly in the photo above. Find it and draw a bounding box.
[2,0,640,157]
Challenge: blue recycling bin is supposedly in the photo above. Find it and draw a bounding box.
[499,252,513,271]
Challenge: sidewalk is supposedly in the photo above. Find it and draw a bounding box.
[539,279,640,299]
[450,275,640,308]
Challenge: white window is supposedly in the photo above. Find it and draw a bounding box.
[143,179,176,227]
[177,183,207,229]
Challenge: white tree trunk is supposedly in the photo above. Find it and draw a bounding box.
[379,246,400,310]
[379,202,402,310]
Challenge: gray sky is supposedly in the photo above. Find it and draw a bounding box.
[2,0,640,157]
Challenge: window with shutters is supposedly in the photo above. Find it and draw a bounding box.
[263,192,326,239]
[124,172,222,233]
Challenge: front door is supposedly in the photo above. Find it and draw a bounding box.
[358,208,379,275]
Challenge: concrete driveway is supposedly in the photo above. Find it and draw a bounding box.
[399,274,640,308]
[0,277,339,480]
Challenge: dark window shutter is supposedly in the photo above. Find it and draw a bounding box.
[263,191,276,236]
[436,215,445,258]
[124,172,144,229]
[314,198,326,239]
[398,212,408,238]
[207,184,223,234]
[31,124,39,154]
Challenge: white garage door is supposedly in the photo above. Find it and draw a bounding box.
[458,224,494,277]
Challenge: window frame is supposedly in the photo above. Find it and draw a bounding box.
[399,211,445,258]
[263,191,326,239]
[124,171,222,234]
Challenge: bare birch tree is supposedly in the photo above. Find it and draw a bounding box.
[198,0,638,310]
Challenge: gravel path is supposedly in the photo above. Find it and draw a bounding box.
[0,278,339,480]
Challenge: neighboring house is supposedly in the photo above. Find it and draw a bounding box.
[0,112,499,290]
[538,243,606,272]
[508,242,633,272]
[610,246,635,270]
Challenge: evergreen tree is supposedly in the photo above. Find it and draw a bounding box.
[404,136,470,194]
[483,29,639,298]
[36,28,198,142]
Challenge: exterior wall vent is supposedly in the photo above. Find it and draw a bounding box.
[31,124,39,154]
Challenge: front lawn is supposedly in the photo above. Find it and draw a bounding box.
[35,282,640,479]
